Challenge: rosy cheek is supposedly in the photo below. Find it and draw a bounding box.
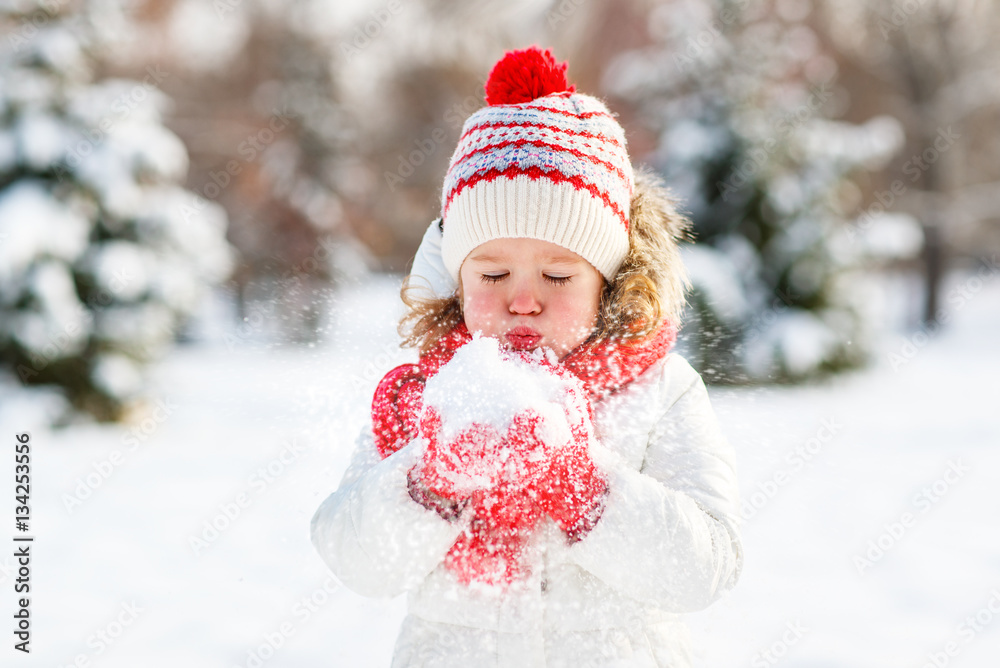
[462,291,498,330]
[464,290,489,315]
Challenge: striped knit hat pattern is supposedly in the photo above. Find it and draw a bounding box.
[440,47,634,282]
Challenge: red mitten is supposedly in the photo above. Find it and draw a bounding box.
[435,407,559,585]
[371,363,425,458]
[538,442,607,542]
[533,381,608,542]
[496,409,560,491]
[444,483,543,585]
[413,406,505,501]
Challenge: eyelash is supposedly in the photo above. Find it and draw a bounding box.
[479,273,572,285]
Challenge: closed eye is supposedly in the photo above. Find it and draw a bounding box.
[480,273,508,284]
[544,274,572,285]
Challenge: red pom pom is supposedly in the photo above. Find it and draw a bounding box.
[484,46,576,106]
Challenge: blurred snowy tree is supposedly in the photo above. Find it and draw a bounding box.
[0,0,234,421]
[817,0,1000,323]
[604,0,904,383]
[88,0,372,344]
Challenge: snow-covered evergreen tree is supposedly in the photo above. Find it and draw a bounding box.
[0,1,234,421]
[605,0,904,383]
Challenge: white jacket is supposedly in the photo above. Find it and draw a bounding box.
[311,350,742,668]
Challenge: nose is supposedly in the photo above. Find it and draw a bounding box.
[508,278,541,315]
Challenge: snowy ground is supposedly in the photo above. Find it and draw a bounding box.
[0,268,997,667]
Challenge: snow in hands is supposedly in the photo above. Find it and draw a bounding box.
[418,335,584,496]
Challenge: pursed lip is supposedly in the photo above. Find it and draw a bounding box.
[505,326,542,349]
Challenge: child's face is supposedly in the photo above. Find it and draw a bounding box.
[459,237,604,360]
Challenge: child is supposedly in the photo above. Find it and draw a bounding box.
[311,47,742,667]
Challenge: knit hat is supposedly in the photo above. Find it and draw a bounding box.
[440,47,634,282]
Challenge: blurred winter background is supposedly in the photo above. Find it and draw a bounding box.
[0,0,998,665]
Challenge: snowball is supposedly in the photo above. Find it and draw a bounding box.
[421,336,573,448]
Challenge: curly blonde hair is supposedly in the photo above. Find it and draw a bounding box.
[398,169,692,355]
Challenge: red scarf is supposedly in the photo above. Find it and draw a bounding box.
[371,319,677,584]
